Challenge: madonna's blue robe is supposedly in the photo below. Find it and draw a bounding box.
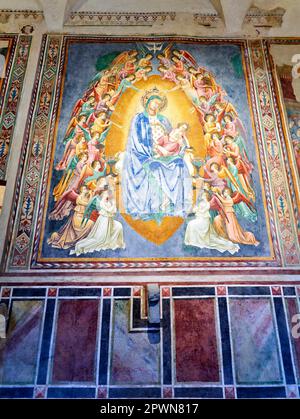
[122,112,192,221]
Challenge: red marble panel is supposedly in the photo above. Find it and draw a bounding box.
[52,299,99,383]
[174,298,219,383]
[286,298,300,382]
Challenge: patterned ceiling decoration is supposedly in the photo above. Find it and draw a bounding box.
[0,9,43,24]
[193,13,221,28]
[244,6,286,28]
[65,11,177,26]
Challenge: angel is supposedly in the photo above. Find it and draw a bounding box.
[172,49,198,69]
[171,56,188,77]
[117,58,137,80]
[202,160,246,196]
[164,74,198,104]
[222,114,253,170]
[201,164,228,192]
[52,152,89,206]
[79,183,108,227]
[157,43,173,68]
[206,133,226,167]
[211,101,227,120]
[213,188,259,246]
[87,112,111,136]
[50,188,79,222]
[55,133,87,176]
[211,162,242,193]
[157,53,172,68]
[75,159,105,192]
[184,190,240,254]
[71,97,86,118]
[223,136,255,200]
[56,117,88,171]
[214,82,228,102]
[135,66,152,82]
[70,188,125,256]
[226,157,257,222]
[78,96,96,119]
[75,137,88,158]
[95,93,115,113]
[84,159,107,191]
[79,128,106,164]
[47,185,95,250]
[196,94,219,114]
[137,53,153,68]
[193,72,215,100]
[62,115,88,145]
[198,113,223,152]
[93,71,114,99]
[111,50,138,69]
[158,65,177,83]
[113,74,141,98]
[222,112,246,140]
[203,112,224,134]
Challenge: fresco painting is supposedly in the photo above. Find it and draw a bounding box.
[0,40,9,89]
[38,40,272,263]
[273,52,300,178]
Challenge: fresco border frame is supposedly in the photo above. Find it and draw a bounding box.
[0,34,32,181]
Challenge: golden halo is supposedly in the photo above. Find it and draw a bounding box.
[141,87,168,112]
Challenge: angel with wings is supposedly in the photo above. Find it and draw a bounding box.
[223,135,255,201]
[226,157,257,222]
[70,188,125,256]
[52,152,89,206]
[192,72,216,100]
[137,53,153,69]
[199,112,224,153]
[47,185,95,250]
[158,64,178,83]
[55,116,88,171]
[213,188,259,246]
[157,43,173,68]
[184,190,240,254]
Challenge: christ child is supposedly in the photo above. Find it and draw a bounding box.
[154,123,190,157]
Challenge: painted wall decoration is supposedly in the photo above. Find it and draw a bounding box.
[0,35,31,181]
[0,284,299,398]
[2,36,299,273]
[271,49,300,179]
[265,40,300,238]
[0,37,13,114]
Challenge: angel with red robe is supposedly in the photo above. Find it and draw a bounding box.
[56,116,88,171]
[223,136,255,200]
[213,188,259,246]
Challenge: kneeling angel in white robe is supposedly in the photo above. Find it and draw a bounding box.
[70,191,125,256]
[184,194,239,255]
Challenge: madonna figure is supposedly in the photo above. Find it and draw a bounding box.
[122,88,193,222]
